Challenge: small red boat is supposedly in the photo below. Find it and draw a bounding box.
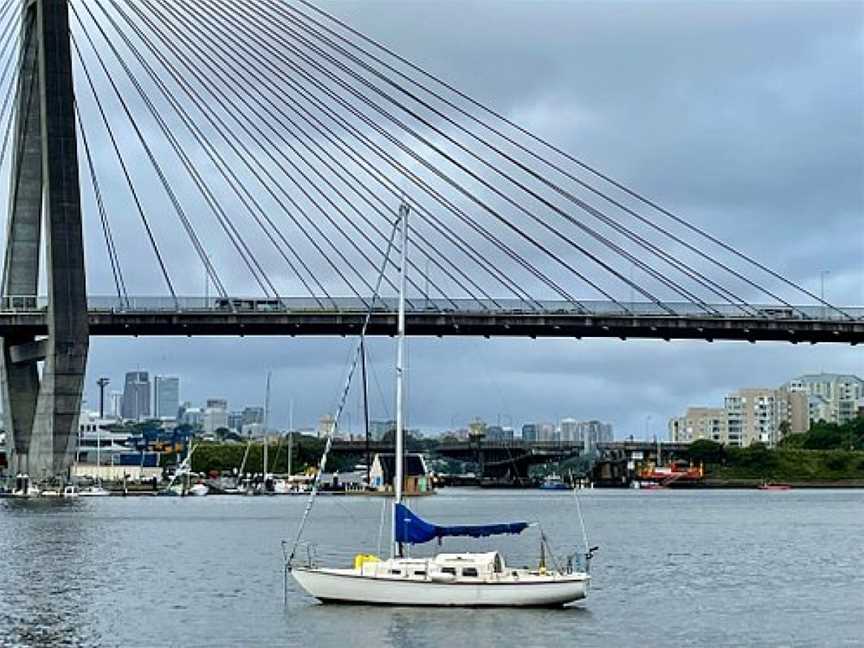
[757,482,791,491]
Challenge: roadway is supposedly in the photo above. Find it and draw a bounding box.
[0,297,861,343]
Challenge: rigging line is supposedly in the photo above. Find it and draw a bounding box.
[129,0,371,306]
[0,7,25,182]
[105,0,329,307]
[253,14,686,314]
[66,32,176,301]
[86,0,279,300]
[71,4,232,301]
[282,1,762,315]
[75,101,127,305]
[274,9,752,317]
[186,4,584,313]
[148,0,418,307]
[288,214,402,566]
[167,2,475,310]
[293,0,845,319]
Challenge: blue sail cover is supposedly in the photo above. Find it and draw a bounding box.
[394,503,529,544]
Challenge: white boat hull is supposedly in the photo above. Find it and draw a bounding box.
[291,568,589,607]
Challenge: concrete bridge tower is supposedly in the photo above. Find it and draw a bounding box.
[0,0,88,482]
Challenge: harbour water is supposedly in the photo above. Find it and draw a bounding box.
[1,489,861,647]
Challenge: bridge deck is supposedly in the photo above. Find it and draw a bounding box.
[0,298,860,343]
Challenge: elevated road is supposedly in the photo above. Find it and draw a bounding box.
[0,297,861,343]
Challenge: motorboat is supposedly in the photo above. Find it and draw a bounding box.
[79,485,111,497]
[188,483,209,497]
[539,475,569,490]
[288,205,594,607]
[62,486,80,498]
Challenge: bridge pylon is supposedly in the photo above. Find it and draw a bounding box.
[1,0,88,482]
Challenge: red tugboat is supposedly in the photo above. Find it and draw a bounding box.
[636,461,704,488]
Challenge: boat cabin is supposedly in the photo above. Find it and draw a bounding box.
[357,552,507,582]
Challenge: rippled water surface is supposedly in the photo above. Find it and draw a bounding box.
[1,489,862,647]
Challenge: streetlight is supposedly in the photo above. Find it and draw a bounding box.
[820,270,831,318]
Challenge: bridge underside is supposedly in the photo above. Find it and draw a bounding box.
[0,310,859,344]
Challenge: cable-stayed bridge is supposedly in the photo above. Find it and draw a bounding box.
[0,0,860,481]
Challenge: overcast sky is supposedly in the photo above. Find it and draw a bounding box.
[49,1,864,436]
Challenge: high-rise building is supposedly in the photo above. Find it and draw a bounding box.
[725,388,808,447]
[203,406,229,435]
[486,425,514,442]
[206,399,228,411]
[153,376,180,419]
[559,418,579,442]
[782,373,864,424]
[109,391,123,418]
[521,423,538,442]
[121,371,151,421]
[242,406,266,427]
[575,420,614,445]
[669,407,727,444]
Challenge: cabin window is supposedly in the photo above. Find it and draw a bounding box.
[414,570,427,577]
[389,569,401,575]
[461,567,479,577]
[441,567,456,575]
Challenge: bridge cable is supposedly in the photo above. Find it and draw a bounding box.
[136,2,488,311]
[94,1,331,307]
[224,4,675,314]
[104,1,337,310]
[70,6,234,303]
[66,32,177,302]
[272,2,760,317]
[136,0,429,308]
[120,0,374,306]
[137,0,396,305]
[291,0,849,319]
[77,0,281,301]
[181,1,593,311]
[147,3,532,311]
[75,101,128,306]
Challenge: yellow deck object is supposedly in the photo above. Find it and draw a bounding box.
[354,554,380,570]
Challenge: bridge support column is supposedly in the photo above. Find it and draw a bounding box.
[1,0,88,482]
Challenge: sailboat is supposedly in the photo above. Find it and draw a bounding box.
[288,205,593,607]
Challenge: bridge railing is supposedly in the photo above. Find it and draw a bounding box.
[0,295,861,321]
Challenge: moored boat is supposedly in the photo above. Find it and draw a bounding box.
[287,205,594,608]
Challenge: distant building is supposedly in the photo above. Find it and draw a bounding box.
[559,418,579,442]
[180,407,203,429]
[153,376,180,420]
[536,422,557,442]
[575,420,614,445]
[242,422,265,438]
[725,388,808,447]
[109,391,123,418]
[521,423,538,442]
[669,407,727,444]
[782,373,864,425]
[318,414,336,438]
[227,411,244,432]
[468,419,487,438]
[671,387,807,448]
[121,371,151,421]
[242,406,265,427]
[206,399,228,411]
[486,425,514,442]
[203,406,229,435]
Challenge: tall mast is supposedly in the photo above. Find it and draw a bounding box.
[264,371,272,476]
[392,203,409,558]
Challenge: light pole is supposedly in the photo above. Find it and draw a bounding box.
[820,270,831,318]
